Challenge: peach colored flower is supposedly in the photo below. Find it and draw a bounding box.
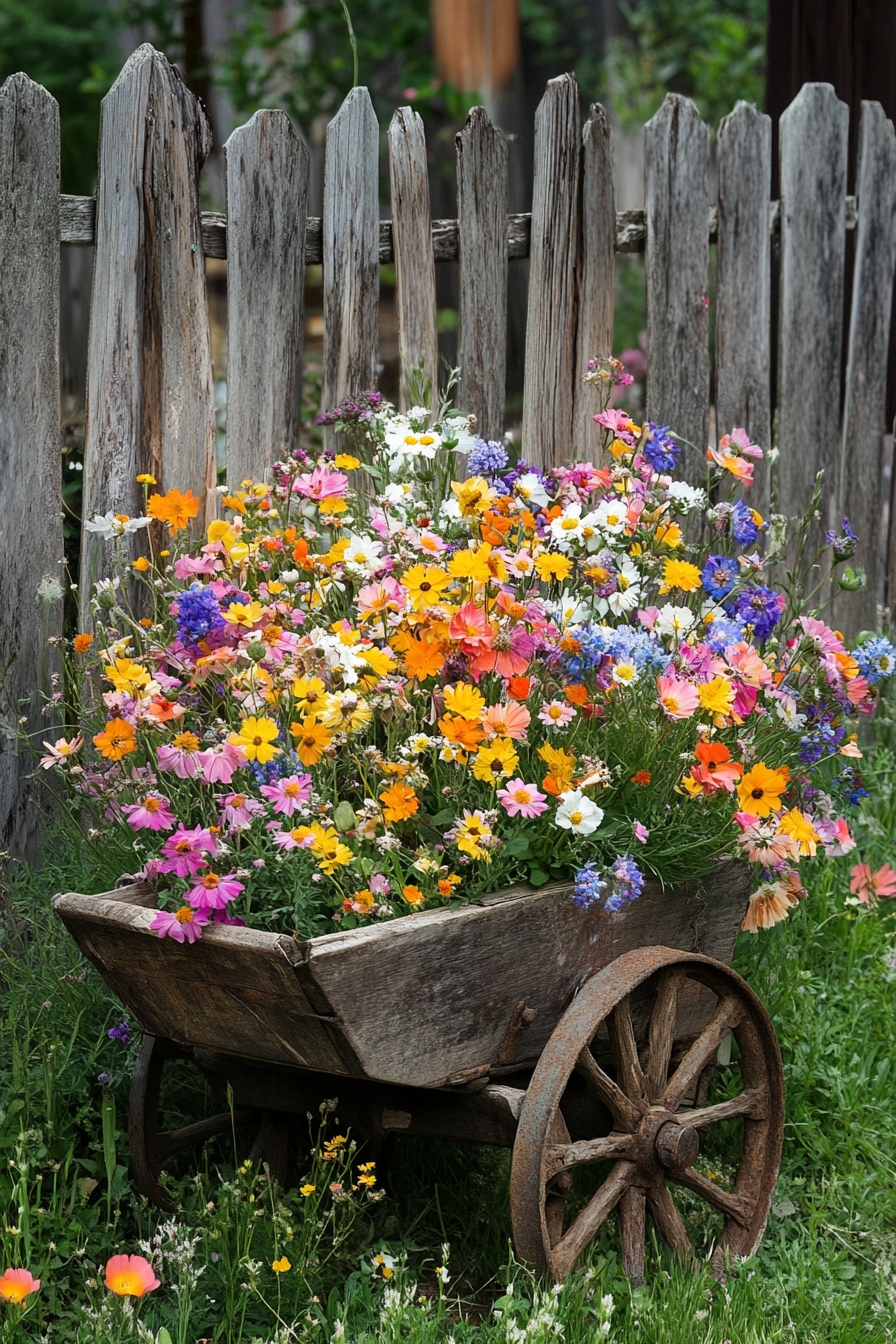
[104,1254,160,1297]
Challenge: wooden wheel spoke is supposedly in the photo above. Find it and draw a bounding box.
[549,1160,637,1278]
[667,1166,754,1225]
[156,1109,255,1161]
[544,1132,636,1180]
[661,995,743,1113]
[619,1186,646,1284]
[676,1086,768,1131]
[576,1047,641,1132]
[646,969,682,1101]
[607,995,646,1102]
[646,1180,694,1260]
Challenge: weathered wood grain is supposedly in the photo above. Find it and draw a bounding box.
[224,110,308,488]
[80,44,216,611]
[0,74,63,861]
[645,94,711,485]
[522,74,582,468]
[778,83,849,537]
[574,103,616,455]
[836,102,896,636]
[716,102,772,513]
[456,106,508,440]
[389,107,439,410]
[322,87,379,440]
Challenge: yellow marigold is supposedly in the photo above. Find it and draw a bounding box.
[289,715,332,765]
[776,807,820,857]
[448,543,493,584]
[661,558,702,592]
[402,884,425,906]
[104,658,151,693]
[471,737,519,784]
[697,676,735,717]
[442,682,486,721]
[380,782,419,823]
[229,715,281,763]
[132,555,151,572]
[538,743,576,792]
[135,473,157,485]
[655,522,683,548]
[535,553,573,583]
[73,633,94,653]
[93,718,137,761]
[147,488,200,534]
[334,454,360,469]
[451,476,498,516]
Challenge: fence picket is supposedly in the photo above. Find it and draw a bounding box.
[574,103,616,454]
[0,74,62,859]
[522,74,581,468]
[837,102,896,634]
[716,101,772,511]
[225,111,309,489]
[80,44,216,608]
[456,107,508,441]
[323,87,379,440]
[778,83,849,540]
[645,94,711,484]
[388,107,439,411]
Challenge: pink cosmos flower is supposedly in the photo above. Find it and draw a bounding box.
[150,905,209,944]
[217,792,264,829]
[633,820,649,844]
[539,700,576,729]
[369,874,391,896]
[293,466,349,500]
[271,826,316,851]
[173,553,221,579]
[482,702,531,740]
[496,779,549,819]
[39,733,83,769]
[815,816,855,856]
[799,615,843,655]
[196,742,247,784]
[122,794,176,832]
[638,606,660,630]
[449,602,494,654]
[411,528,448,555]
[158,825,216,876]
[260,773,313,815]
[850,862,896,903]
[187,872,245,911]
[725,427,763,459]
[156,743,202,779]
[471,625,536,680]
[731,681,758,718]
[356,577,407,617]
[845,676,871,707]
[593,409,638,444]
[656,675,700,720]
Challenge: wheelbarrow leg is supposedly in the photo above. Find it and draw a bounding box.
[248,1111,290,1186]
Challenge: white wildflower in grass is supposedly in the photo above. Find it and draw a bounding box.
[555,789,604,835]
[666,480,707,511]
[594,496,629,535]
[514,471,550,508]
[654,603,697,639]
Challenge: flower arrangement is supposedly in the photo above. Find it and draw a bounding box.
[45,363,894,942]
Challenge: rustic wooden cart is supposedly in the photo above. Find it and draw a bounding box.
[54,859,783,1285]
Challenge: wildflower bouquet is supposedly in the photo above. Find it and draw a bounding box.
[47,365,894,943]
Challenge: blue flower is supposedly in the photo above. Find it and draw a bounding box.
[730,499,761,546]
[641,424,681,474]
[574,862,606,909]
[729,586,785,641]
[467,436,509,480]
[854,636,896,684]
[701,554,739,600]
[175,584,225,645]
[704,616,744,651]
[611,853,645,903]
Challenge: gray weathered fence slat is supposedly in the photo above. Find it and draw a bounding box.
[837,102,896,635]
[778,83,849,541]
[0,74,62,860]
[388,108,439,411]
[456,106,508,442]
[716,101,772,512]
[574,104,616,455]
[323,87,379,441]
[80,44,216,607]
[522,74,582,469]
[645,94,711,485]
[224,110,309,489]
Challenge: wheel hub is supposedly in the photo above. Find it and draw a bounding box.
[631,1106,699,1173]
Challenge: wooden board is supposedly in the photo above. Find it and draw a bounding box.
[388,107,439,411]
[224,110,309,488]
[56,862,751,1090]
[574,103,616,457]
[0,74,63,861]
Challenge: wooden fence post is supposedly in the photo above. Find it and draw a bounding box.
[456,106,508,442]
[522,74,582,469]
[777,83,848,541]
[389,107,439,412]
[716,101,772,513]
[80,44,216,611]
[0,74,63,860]
[645,94,711,484]
[322,88,379,441]
[225,110,309,489]
[574,103,616,455]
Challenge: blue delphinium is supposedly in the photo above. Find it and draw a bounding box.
[730,498,761,546]
[641,423,681,474]
[729,586,785,641]
[574,862,606,909]
[467,435,509,481]
[701,554,739,600]
[605,854,646,912]
[854,636,896,684]
[175,584,225,645]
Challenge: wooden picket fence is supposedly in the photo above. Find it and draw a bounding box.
[2,41,896,857]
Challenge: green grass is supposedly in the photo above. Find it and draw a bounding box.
[2,751,896,1340]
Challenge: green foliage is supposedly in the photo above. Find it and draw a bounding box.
[604,0,768,130]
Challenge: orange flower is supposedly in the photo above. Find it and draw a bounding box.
[507,676,531,701]
[538,743,576,795]
[401,633,446,680]
[402,884,425,906]
[630,770,651,786]
[483,702,531,740]
[438,715,486,751]
[147,488,201,534]
[380,782,419,823]
[564,684,590,706]
[93,718,138,761]
[0,1268,40,1304]
[438,874,461,897]
[104,1254,160,1298]
[73,633,94,653]
[289,716,332,766]
[741,880,799,933]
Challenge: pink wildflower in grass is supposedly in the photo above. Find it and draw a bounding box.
[799,615,843,655]
[850,862,896,903]
[845,676,871,707]
[538,700,576,730]
[272,825,316,852]
[39,733,83,769]
[369,873,391,896]
[633,820,649,844]
[293,466,349,500]
[0,1267,40,1304]
[122,793,176,832]
[173,553,221,579]
[260,772,313,815]
[187,871,245,911]
[150,905,209,944]
[156,741,202,779]
[726,427,763,459]
[656,675,700,720]
[470,625,536,680]
[815,816,855,856]
[158,825,216,876]
[218,792,263,829]
[356,577,407,618]
[496,778,548,819]
[411,528,448,555]
[197,741,248,785]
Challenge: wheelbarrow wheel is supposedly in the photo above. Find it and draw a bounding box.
[129,1034,289,1210]
[509,947,784,1285]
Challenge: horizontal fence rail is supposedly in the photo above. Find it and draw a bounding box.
[2,42,896,860]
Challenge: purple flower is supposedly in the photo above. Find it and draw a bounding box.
[187,872,245,911]
[107,1021,131,1046]
[701,554,739,600]
[574,862,606,909]
[150,905,209,944]
[729,586,785,642]
[174,584,225,646]
[640,424,681,474]
[467,436,508,480]
[730,499,760,546]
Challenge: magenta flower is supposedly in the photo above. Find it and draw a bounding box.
[197,742,247,785]
[369,874,391,896]
[156,743,202,779]
[218,791,263,829]
[633,820,649,845]
[293,466,349,500]
[150,905,209,943]
[158,825,217,876]
[122,793,176,832]
[187,872,244,911]
[271,826,314,852]
[260,773,312,816]
[496,779,549,819]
